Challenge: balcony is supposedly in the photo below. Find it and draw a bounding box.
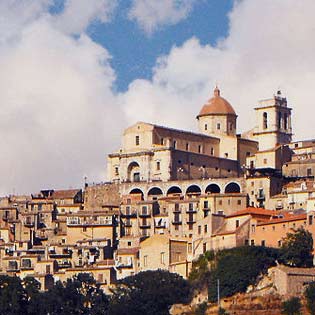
[172,221,182,225]
[7,262,19,272]
[155,224,166,229]
[124,221,132,227]
[121,212,137,218]
[139,223,151,229]
[49,248,72,258]
[139,212,151,218]
[2,214,14,222]
[186,220,196,224]
[57,261,72,268]
[36,232,48,240]
[24,220,35,227]
[186,208,197,213]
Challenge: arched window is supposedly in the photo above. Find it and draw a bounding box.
[284,113,288,130]
[278,112,282,129]
[263,112,268,129]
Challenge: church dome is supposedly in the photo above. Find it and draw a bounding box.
[197,87,236,118]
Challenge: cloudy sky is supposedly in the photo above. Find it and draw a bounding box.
[1,0,314,195]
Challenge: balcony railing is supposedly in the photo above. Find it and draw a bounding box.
[172,221,182,225]
[139,223,151,229]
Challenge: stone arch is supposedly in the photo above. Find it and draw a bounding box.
[148,187,163,197]
[186,184,202,196]
[127,161,140,182]
[224,182,241,193]
[166,186,182,196]
[129,188,144,200]
[205,183,221,194]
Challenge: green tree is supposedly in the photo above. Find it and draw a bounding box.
[281,297,302,315]
[110,270,192,315]
[218,307,229,315]
[280,227,313,267]
[305,282,315,315]
[207,246,279,302]
[0,275,28,315]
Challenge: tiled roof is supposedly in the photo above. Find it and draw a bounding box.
[52,189,81,199]
[257,213,306,226]
[227,207,276,218]
[198,87,236,117]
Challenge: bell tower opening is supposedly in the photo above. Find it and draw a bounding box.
[253,90,292,151]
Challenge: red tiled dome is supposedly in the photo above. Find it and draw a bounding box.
[197,87,236,118]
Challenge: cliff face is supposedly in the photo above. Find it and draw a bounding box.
[171,265,313,315]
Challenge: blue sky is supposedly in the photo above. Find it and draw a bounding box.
[85,1,233,91]
[1,0,314,194]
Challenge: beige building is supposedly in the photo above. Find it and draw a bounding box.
[107,87,258,185]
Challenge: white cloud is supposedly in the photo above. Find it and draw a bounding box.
[0,0,51,43]
[0,1,124,195]
[53,0,118,34]
[128,0,196,34]
[2,0,315,196]
[122,0,315,143]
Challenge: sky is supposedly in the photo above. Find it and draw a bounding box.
[0,0,315,195]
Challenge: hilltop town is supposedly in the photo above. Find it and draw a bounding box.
[1,87,315,292]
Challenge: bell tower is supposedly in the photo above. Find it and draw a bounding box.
[253,90,292,151]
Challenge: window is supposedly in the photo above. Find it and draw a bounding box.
[263,158,268,164]
[217,123,221,130]
[246,151,251,157]
[205,124,208,130]
[211,147,214,155]
[160,138,164,145]
[186,143,189,150]
[161,252,165,264]
[278,240,282,247]
[307,168,312,176]
[251,224,255,233]
[278,112,282,129]
[156,161,160,171]
[173,140,177,149]
[237,200,242,205]
[204,201,208,209]
[272,226,275,231]
[135,135,140,146]
[198,145,202,153]
[284,113,288,129]
[144,255,148,267]
[188,243,192,253]
[198,226,201,234]
[261,240,266,247]
[83,227,87,232]
[309,215,313,225]
[128,241,132,247]
[251,240,255,246]
[225,153,228,158]
[263,112,268,129]
[204,225,208,233]
[218,200,222,205]
[236,220,240,228]
[203,243,207,253]
[189,224,193,230]
[114,167,119,176]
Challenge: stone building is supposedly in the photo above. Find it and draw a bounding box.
[107,87,258,185]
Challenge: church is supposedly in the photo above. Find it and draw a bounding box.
[107,87,293,185]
